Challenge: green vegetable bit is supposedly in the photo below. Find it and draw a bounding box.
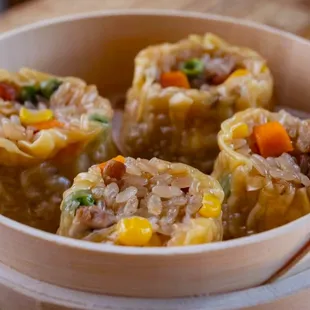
[76,195,95,206]
[89,113,109,124]
[20,85,40,103]
[63,189,95,214]
[180,58,205,77]
[40,79,62,99]
[219,174,231,199]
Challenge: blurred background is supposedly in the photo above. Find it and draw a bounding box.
[0,0,309,39]
[0,0,28,11]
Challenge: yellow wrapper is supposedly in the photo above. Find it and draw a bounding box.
[212,108,310,239]
[58,157,224,247]
[121,33,274,173]
[0,68,117,232]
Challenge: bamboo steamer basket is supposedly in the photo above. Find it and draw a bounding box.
[1,259,310,310]
[0,10,310,306]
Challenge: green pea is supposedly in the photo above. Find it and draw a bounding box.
[76,195,95,206]
[63,189,95,214]
[89,113,109,124]
[20,85,39,103]
[40,79,62,99]
[180,58,205,77]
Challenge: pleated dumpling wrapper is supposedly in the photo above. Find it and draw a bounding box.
[121,33,274,173]
[212,108,310,239]
[58,156,224,247]
[0,68,115,166]
[0,68,116,232]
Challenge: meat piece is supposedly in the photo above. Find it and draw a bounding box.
[102,160,126,180]
[75,205,116,229]
[190,76,207,89]
[69,205,116,238]
[0,82,17,101]
[204,56,236,85]
[211,73,231,85]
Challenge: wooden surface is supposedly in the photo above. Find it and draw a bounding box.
[0,0,310,39]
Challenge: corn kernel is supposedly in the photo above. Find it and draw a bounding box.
[20,107,54,126]
[261,64,268,73]
[113,155,125,163]
[232,123,249,139]
[199,194,221,218]
[117,216,153,246]
[231,69,249,77]
[226,69,250,83]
